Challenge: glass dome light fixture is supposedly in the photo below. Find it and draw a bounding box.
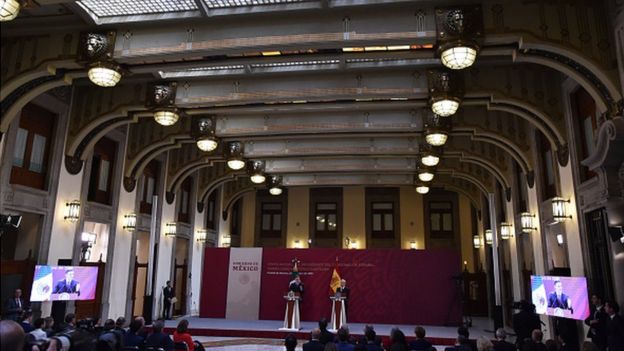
[225,141,245,170]
[440,44,479,70]
[431,98,460,117]
[268,175,283,196]
[421,151,440,167]
[425,130,449,146]
[153,109,180,126]
[196,136,218,152]
[428,70,463,117]
[248,160,266,184]
[418,169,435,182]
[0,0,20,22]
[87,61,122,87]
[415,184,430,194]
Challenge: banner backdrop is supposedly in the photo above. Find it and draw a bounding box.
[225,248,263,320]
[200,247,461,325]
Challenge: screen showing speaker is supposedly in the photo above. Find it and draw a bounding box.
[530,275,590,320]
[30,265,99,302]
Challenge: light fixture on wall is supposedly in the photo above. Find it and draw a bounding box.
[78,32,123,87]
[146,82,181,126]
[226,141,246,170]
[268,175,283,195]
[88,61,122,87]
[193,115,218,152]
[551,197,572,223]
[420,149,440,167]
[473,235,482,249]
[410,241,417,250]
[0,0,20,21]
[418,168,435,182]
[249,160,266,184]
[556,233,565,246]
[415,184,430,194]
[500,222,512,240]
[164,222,177,237]
[64,200,81,222]
[435,6,483,70]
[123,213,137,232]
[520,212,536,233]
[485,229,493,245]
[428,70,463,117]
[196,229,208,243]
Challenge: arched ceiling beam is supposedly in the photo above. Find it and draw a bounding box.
[445,152,510,190]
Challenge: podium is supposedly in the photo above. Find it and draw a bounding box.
[329,294,347,332]
[279,292,301,331]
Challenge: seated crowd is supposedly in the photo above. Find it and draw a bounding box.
[0,311,205,351]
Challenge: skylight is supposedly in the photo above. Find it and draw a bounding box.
[78,0,198,17]
[204,0,313,9]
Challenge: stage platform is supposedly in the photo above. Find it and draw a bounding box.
[164,317,502,346]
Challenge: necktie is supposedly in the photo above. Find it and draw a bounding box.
[16,298,21,308]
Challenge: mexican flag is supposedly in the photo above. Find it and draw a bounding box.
[329,258,341,294]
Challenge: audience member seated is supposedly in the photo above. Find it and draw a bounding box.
[44,316,55,337]
[389,328,408,351]
[363,327,384,351]
[59,313,76,332]
[325,342,339,351]
[173,319,205,351]
[145,320,174,351]
[544,339,558,351]
[97,318,123,351]
[493,328,515,351]
[477,337,494,351]
[123,318,145,349]
[285,333,298,351]
[1,320,25,351]
[21,311,35,333]
[115,317,127,334]
[444,330,473,351]
[30,318,48,341]
[522,330,548,351]
[336,326,355,351]
[304,328,325,351]
[409,326,434,351]
[319,318,335,345]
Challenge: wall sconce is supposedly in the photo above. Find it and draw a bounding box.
[410,241,417,250]
[294,240,302,249]
[123,213,137,232]
[164,222,177,237]
[473,235,482,249]
[196,229,208,243]
[222,234,231,247]
[64,200,81,222]
[556,234,565,246]
[500,222,512,240]
[551,197,572,223]
[485,229,493,245]
[520,212,536,233]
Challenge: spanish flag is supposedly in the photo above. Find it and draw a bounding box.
[329,257,341,294]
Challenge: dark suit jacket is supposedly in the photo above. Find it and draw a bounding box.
[145,331,174,351]
[163,287,174,305]
[336,287,350,299]
[408,338,432,351]
[289,282,304,295]
[54,280,80,295]
[319,329,335,345]
[493,340,516,351]
[123,331,145,348]
[522,341,548,351]
[606,314,624,351]
[4,297,25,321]
[547,293,570,309]
[303,340,325,351]
[585,305,608,346]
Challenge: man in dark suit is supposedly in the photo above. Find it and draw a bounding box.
[53,269,80,295]
[289,276,304,297]
[145,320,173,351]
[4,289,25,321]
[318,318,334,345]
[337,279,350,315]
[408,326,433,351]
[547,280,571,310]
[303,328,325,351]
[585,294,608,351]
[604,300,624,351]
[162,281,174,320]
[493,328,516,351]
[522,329,548,351]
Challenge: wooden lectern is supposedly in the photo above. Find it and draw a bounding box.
[329,293,347,332]
[279,292,301,331]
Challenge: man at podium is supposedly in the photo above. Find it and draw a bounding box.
[336,279,349,313]
[289,276,304,298]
